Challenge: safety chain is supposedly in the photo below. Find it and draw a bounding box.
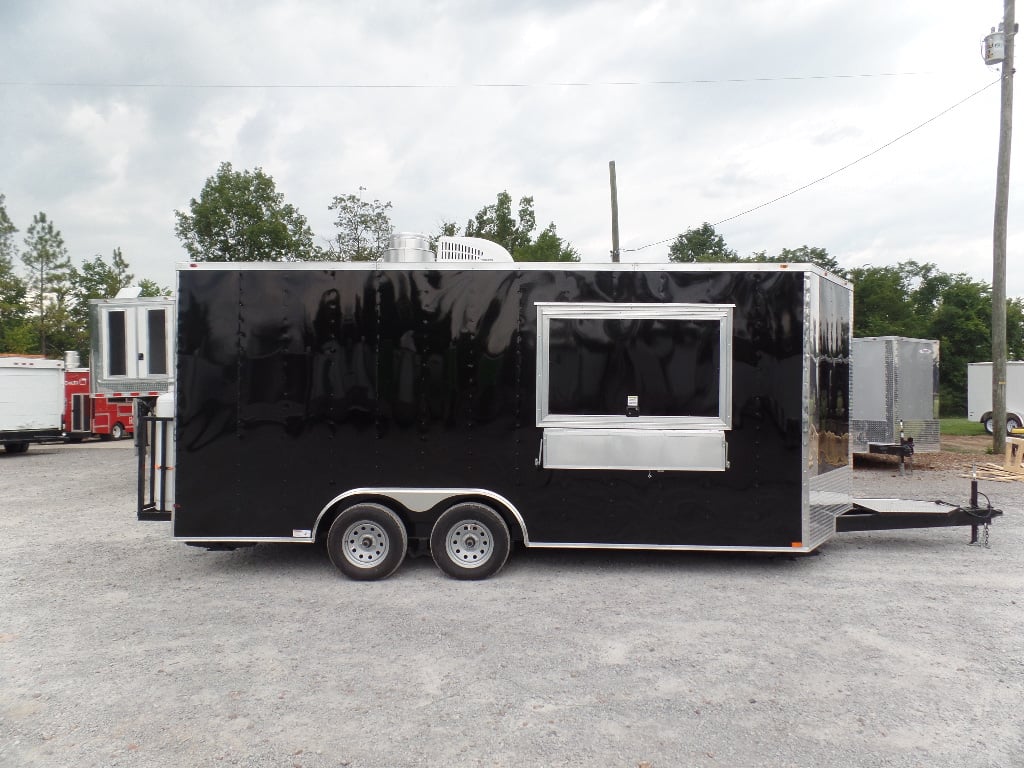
[970,523,992,549]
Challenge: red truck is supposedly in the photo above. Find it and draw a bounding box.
[64,368,157,441]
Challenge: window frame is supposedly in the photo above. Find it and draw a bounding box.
[535,302,734,430]
[106,309,128,378]
[146,308,169,376]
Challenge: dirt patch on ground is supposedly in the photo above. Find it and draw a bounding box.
[939,435,994,453]
[854,435,1000,473]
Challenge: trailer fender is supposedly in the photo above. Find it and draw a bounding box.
[313,488,529,545]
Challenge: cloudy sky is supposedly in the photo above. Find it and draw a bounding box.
[2,1,1021,297]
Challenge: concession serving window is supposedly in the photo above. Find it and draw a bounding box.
[535,302,733,472]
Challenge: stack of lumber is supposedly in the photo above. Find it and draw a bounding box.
[963,463,1024,482]
[962,436,1024,482]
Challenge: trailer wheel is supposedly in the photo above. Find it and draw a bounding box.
[430,503,511,580]
[110,423,125,440]
[326,503,407,581]
[4,442,29,454]
[983,414,1021,434]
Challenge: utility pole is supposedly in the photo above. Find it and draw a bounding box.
[609,161,620,262]
[990,0,1015,455]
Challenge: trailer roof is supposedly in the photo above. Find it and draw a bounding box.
[177,260,851,289]
[0,357,64,369]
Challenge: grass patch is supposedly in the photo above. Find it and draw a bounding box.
[940,418,986,436]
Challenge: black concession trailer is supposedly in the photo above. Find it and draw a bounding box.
[138,238,1000,579]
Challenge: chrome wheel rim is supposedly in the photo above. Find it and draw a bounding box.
[341,520,390,568]
[445,520,493,569]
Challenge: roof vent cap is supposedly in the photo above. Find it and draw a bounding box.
[437,236,513,262]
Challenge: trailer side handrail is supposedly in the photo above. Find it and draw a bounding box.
[136,399,172,522]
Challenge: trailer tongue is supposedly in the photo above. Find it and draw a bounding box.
[839,497,1001,536]
[839,480,1002,542]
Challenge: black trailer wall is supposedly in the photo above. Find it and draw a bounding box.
[173,265,850,549]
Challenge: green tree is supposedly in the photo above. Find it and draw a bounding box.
[928,275,994,415]
[749,245,844,275]
[22,212,72,355]
[847,263,921,338]
[512,223,579,262]
[327,188,394,261]
[1008,298,1024,361]
[174,162,320,262]
[466,191,536,255]
[137,278,171,297]
[0,194,16,264]
[72,247,134,302]
[463,191,578,261]
[0,255,30,353]
[428,220,461,253]
[845,259,1021,415]
[38,285,78,359]
[66,248,136,354]
[0,195,31,352]
[668,223,737,263]
[1,322,35,354]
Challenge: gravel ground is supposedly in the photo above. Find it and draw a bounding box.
[1,440,1021,768]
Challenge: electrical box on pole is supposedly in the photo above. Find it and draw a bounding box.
[983,26,1006,64]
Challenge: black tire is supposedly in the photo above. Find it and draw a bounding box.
[4,442,30,454]
[984,415,1021,435]
[110,423,125,440]
[430,502,511,580]
[326,503,407,581]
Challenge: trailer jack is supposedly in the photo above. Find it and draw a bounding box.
[866,435,915,475]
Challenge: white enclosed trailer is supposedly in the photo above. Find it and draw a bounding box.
[851,337,940,453]
[967,361,1024,433]
[0,357,65,453]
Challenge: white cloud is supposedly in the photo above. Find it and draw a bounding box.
[0,0,1020,299]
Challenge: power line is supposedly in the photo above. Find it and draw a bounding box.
[624,77,1003,253]
[0,71,931,90]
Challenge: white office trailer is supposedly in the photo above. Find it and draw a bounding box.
[0,357,65,453]
[967,361,1024,434]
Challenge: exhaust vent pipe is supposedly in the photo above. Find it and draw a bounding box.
[384,233,435,263]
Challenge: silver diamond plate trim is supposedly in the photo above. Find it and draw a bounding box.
[808,465,852,549]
